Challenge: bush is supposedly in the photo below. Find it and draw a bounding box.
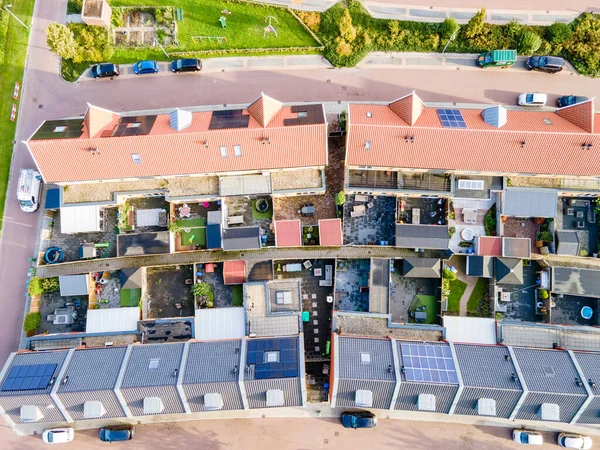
[440,17,459,40]
[538,230,553,242]
[335,191,346,206]
[192,282,215,307]
[563,13,600,77]
[462,8,486,40]
[443,267,457,280]
[23,312,41,332]
[504,20,522,40]
[42,277,60,293]
[67,0,83,15]
[167,220,183,234]
[546,22,572,45]
[28,277,44,296]
[516,29,542,54]
[46,23,79,60]
[335,38,353,56]
[538,289,549,299]
[154,8,164,24]
[297,11,321,33]
[339,8,357,43]
[69,23,113,63]
[484,204,497,236]
[112,11,125,28]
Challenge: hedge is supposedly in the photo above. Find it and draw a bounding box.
[23,312,41,332]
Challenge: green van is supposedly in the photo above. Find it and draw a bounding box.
[477,50,517,68]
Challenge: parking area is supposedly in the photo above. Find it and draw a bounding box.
[144,265,195,319]
[551,295,600,326]
[335,259,370,312]
[389,260,439,324]
[275,259,334,361]
[343,195,396,245]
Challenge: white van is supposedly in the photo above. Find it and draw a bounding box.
[17,168,42,212]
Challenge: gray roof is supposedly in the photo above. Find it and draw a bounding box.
[402,257,441,278]
[182,340,244,412]
[466,256,494,278]
[395,382,459,414]
[502,237,531,259]
[395,224,450,250]
[495,258,523,285]
[0,351,69,424]
[503,188,558,218]
[556,231,580,256]
[338,338,396,382]
[552,267,600,298]
[512,348,587,395]
[222,226,261,251]
[122,343,184,388]
[481,105,507,128]
[369,259,390,314]
[454,345,522,390]
[59,274,89,296]
[244,378,303,409]
[572,352,600,397]
[120,268,142,289]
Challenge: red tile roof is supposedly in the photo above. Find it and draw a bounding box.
[348,97,600,177]
[318,219,343,246]
[389,92,424,126]
[477,236,502,257]
[275,220,302,247]
[247,93,283,127]
[27,95,327,184]
[223,260,246,285]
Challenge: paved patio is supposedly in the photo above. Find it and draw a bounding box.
[502,218,539,255]
[551,295,600,326]
[226,196,274,246]
[397,197,448,225]
[496,261,542,323]
[38,291,88,334]
[94,272,121,309]
[561,198,599,256]
[273,195,335,227]
[343,196,396,245]
[199,263,234,308]
[389,260,439,324]
[171,201,221,222]
[275,259,335,361]
[448,196,497,254]
[335,259,370,312]
[144,265,195,319]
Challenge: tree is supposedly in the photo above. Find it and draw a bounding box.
[335,38,353,57]
[563,13,600,76]
[168,220,183,234]
[439,17,459,40]
[46,23,79,60]
[335,191,346,206]
[545,22,572,46]
[516,30,542,54]
[191,282,215,308]
[462,8,486,39]
[23,312,41,332]
[442,267,457,280]
[338,8,356,43]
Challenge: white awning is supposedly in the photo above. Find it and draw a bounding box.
[86,307,140,333]
[60,204,101,233]
[443,316,497,345]
[194,307,245,340]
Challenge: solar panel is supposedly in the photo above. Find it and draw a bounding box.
[437,109,467,129]
[247,339,299,379]
[209,109,250,130]
[1,364,57,391]
[400,344,458,384]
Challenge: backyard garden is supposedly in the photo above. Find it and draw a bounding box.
[442,267,467,315]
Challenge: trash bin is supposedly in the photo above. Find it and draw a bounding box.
[302,311,310,322]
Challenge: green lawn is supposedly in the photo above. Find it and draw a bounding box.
[120,288,141,307]
[446,279,467,314]
[109,0,317,57]
[467,278,489,315]
[232,284,243,306]
[180,227,206,247]
[409,294,437,324]
[0,0,34,230]
[176,217,206,228]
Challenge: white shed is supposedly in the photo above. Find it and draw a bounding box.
[60,205,102,234]
[85,307,140,333]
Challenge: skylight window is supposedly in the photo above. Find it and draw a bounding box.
[53,126,67,133]
[234,145,242,157]
[131,153,141,164]
[366,112,372,118]
[365,140,371,150]
[220,146,228,157]
[360,353,371,364]
[129,122,141,128]
[148,359,159,370]
[265,351,280,363]
[543,118,552,125]
[297,111,308,118]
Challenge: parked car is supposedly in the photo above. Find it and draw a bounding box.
[557,95,589,107]
[340,410,377,429]
[99,425,135,442]
[42,428,74,444]
[90,63,120,78]
[17,168,42,213]
[133,60,159,75]
[513,429,543,445]
[518,93,547,107]
[526,56,565,73]
[171,58,202,73]
[558,433,593,449]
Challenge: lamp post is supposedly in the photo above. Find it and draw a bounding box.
[153,38,168,58]
[4,4,28,30]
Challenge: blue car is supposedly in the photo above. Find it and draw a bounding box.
[99,425,135,442]
[133,60,159,75]
[341,410,377,429]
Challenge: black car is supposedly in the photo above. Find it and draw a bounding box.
[90,63,120,78]
[525,56,565,73]
[171,58,202,73]
[341,410,377,429]
[99,425,135,442]
[557,95,589,107]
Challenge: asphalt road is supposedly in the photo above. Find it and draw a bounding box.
[0,417,566,450]
[2,0,600,385]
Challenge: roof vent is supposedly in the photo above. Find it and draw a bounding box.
[88,147,99,155]
[481,105,507,128]
[589,379,596,388]
[477,398,497,416]
[169,108,193,131]
[360,352,371,364]
[504,354,511,362]
[366,111,372,118]
[143,397,164,414]
[266,389,284,407]
[543,118,552,125]
[20,405,44,422]
[417,393,436,411]
[204,393,224,411]
[355,390,373,408]
[83,401,106,419]
[365,140,371,150]
[542,365,555,377]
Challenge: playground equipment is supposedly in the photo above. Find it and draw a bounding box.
[219,16,227,28]
[263,15,279,38]
[44,247,64,264]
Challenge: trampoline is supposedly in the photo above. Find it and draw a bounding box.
[581,306,593,320]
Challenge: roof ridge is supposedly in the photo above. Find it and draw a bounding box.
[350,123,593,135]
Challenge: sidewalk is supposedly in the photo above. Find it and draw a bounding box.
[76,55,333,82]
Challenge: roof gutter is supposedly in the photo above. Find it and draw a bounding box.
[50,348,76,423]
[447,342,464,415]
[298,334,307,407]
[0,353,16,428]
[114,345,134,418]
[238,338,249,410]
[330,334,340,408]
[507,346,528,421]
[389,338,402,411]
[568,350,594,424]
[176,341,192,414]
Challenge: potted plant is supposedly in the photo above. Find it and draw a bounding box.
[538,289,549,299]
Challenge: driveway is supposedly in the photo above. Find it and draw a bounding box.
[2,0,600,366]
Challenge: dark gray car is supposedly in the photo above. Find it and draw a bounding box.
[526,56,565,73]
[557,95,589,107]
